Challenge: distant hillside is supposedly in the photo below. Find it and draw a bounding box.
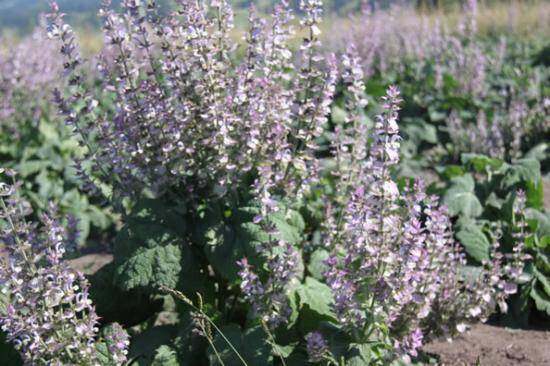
[0,0,371,34]
[0,0,121,33]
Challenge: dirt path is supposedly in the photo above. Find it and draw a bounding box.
[423,323,550,365]
[68,253,113,274]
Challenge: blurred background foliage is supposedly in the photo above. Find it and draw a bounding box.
[1,0,548,37]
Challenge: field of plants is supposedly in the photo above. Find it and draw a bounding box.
[0,0,548,365]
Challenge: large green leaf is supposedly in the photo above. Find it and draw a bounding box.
[524,143,548,161]
[270,209,306,245]
[531,285,550,316]
[402,118,438,144]
[115,244,182,290]
[346,343,391,366]
[89,263,161,327]
[207,325,272,366]
[525,209,550,237]
[455,224,491,262]
[112,198,203,293]
[197,203,305,283]
[295,277,335,319]
[443,174,482,218]
[500,159,541,191]
[128,326,179,366]
[308,249,329,281]
[533,268,550,296]
[461,153,504,173]
[151,345,180,366]
[291,277,337,333]
[199,206,263,283]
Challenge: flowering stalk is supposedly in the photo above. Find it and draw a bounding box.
[0,170,128,365]
[323,86,524,359]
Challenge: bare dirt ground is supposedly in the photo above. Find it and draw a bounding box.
[424,177,549,365]
[68,253,113,275]
[423,323,550,365]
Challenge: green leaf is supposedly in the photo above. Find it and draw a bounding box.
[37,120,59,143]
[115,244,182,290]
[533,268,550,296]
[428,108,446,122]
[443,174,483,218]
[207,325,272,366]
[295,277,335,319]
[128,198,186,234]
[531,285,550,316]
[112,198,204,293]
[524,143,548,161]
[455,224,491,262]
[95,342,114,366]
[197,204,305,283]
[151,345,180,366]
[525,178,543,209]
[200,213,262,283]
[437,164,465,180]
[500,159,541,190]
[346,343,392,366]
[128,326,179,365]
[485,192,504,209]
[331,106,347,125]
[89,263,161,326]
[525,209,550,237]
[271,343,297,358]
[292,278,337,333]
[461,153,504,173]
[402,119,438,144]
[271,209,305,245]
[308,249,329,281]
[17,159,49,177]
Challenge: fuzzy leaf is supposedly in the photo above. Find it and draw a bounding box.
[531,285,550,316]
[151,345,179,366]
[402,119,438,144]
[525,209,550,237]
[115,244,182,290]
[207,325,272,366]
[455,224,491,262]
[524,143,548,161]
[533,268,550,296]
[295,277,335,318]
[271,209,305,245]
[500,159,541,189]
[128,326,179,365]
[308,249,329,281]
[198,204,305,283]
[443,174,482,218]
[461,153,504,172]
[95,342,114,366]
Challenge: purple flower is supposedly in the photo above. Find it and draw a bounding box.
[0,174,128,364]
[104,323,130,364]
[306,331,329,363]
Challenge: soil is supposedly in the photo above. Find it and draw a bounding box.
[67,253,113,275]
[423,323,550,366]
